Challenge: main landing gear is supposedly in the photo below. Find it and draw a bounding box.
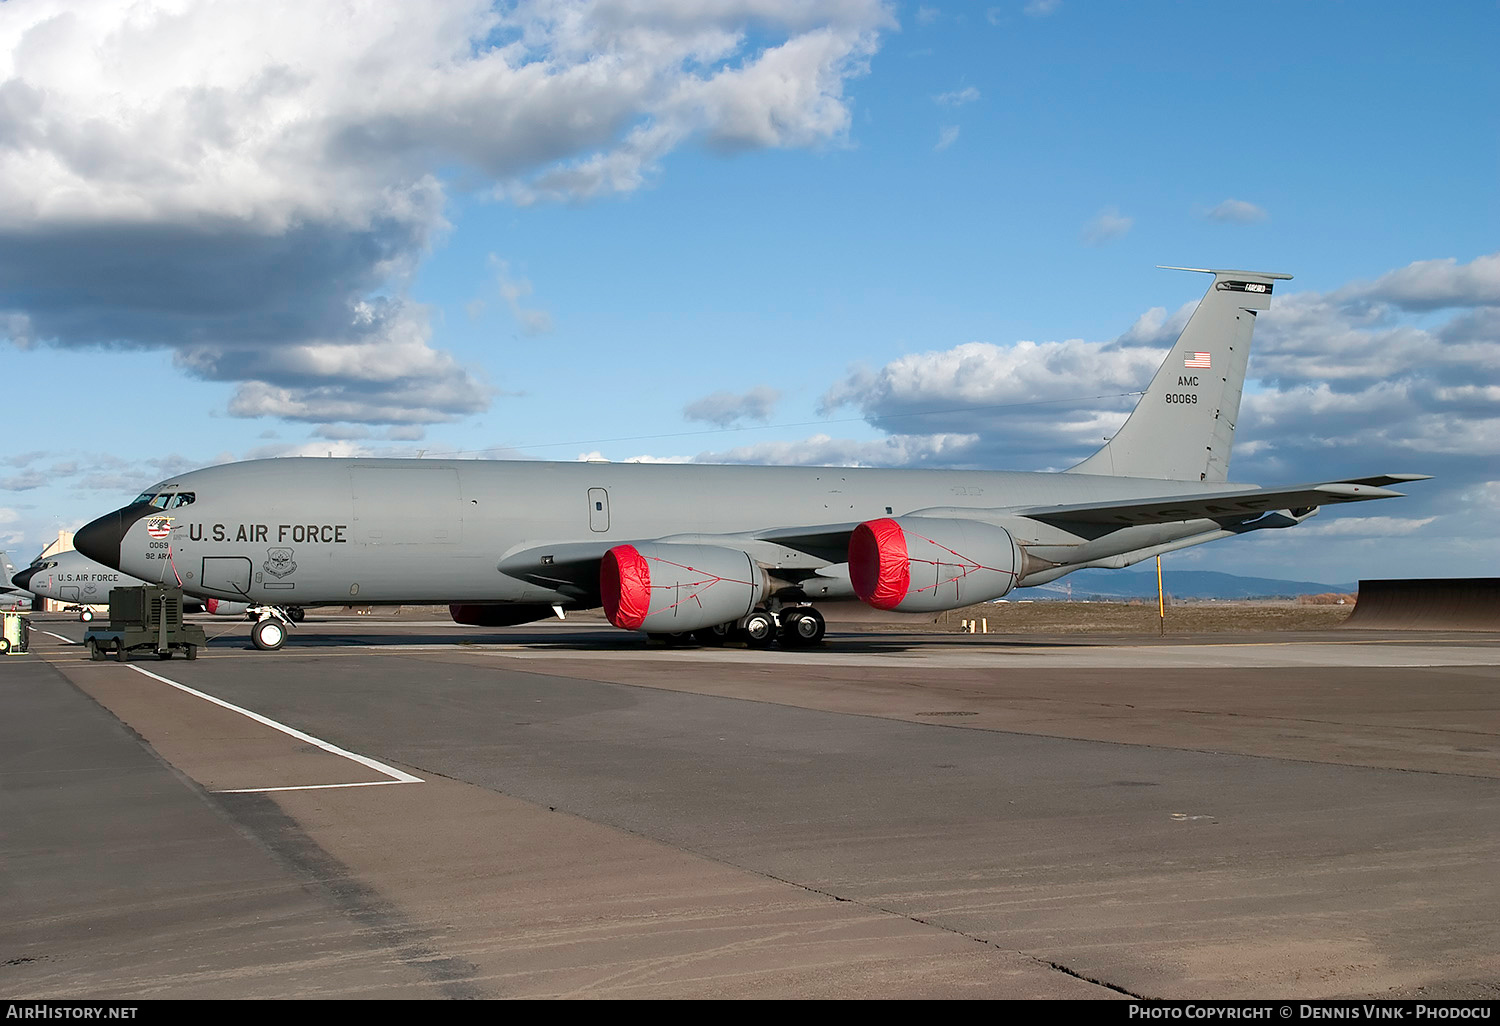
[649,607,826,650]
[778,607,827,647]
[740,606,827,648]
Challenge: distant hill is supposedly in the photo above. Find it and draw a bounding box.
[1028,568,1355,601]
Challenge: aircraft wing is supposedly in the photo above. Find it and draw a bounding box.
[493,473,1429,599]
[754,476,1432,539]
[739,523,864,564]
[1012,476,1427,528]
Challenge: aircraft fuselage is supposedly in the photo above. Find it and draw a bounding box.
[87,458,1234,607]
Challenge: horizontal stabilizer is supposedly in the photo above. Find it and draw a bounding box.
[1156,266,1294,279]
[1016,477,1411,527]
[1327,473,1433,487]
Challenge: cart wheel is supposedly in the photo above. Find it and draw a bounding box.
[157,650,174,660]
[0,637,10,655]
[252,618,286,651]
[115,639,128,662]
[88,639,103,661]
[185,644,198,661]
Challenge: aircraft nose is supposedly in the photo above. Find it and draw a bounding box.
[11,565,36,591]
[75,504,151,568]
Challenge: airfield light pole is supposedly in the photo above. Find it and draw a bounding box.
[1156,555,1166,636]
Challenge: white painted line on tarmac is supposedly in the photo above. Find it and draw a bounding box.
[126,664,423,791]
[38,630,78,644]
[216,780,411,794]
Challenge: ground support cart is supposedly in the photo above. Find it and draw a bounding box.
[83,586,206,661]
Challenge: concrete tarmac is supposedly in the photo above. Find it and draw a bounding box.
[4,614,1498,1000]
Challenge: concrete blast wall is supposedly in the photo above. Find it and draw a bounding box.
[1342,578,1500,631]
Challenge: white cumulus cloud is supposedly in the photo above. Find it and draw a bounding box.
[1082,206,1132,245]
[683,386,782,427]
[934,86,979,106]
[813,255,1499,487]
[0,0,894,425]
[1202,199,1268,223]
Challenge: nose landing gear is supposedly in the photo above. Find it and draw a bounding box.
[250,607,296,651]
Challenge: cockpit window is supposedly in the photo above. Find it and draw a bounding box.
[131,490,193,508]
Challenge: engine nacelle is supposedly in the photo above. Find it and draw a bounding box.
[850,517,1020,613]
[601,543,766,633]
[201,598,250,617]
[450,604,556,628]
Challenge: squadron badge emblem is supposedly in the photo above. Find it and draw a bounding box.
[264,548,298,579]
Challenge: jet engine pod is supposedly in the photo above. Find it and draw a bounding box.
[202,599,250,617]
[601,543,767,633]
[850,516,1021,613]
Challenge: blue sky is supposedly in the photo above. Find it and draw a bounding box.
[2,1,1496,585]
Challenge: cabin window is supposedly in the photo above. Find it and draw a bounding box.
[171,493,195,508]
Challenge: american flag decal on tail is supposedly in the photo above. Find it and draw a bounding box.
[1184,352,1211,369]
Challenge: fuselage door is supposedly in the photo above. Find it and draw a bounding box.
[588,488,610,533]
[202,556,253,597]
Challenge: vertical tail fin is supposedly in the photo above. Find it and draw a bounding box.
[1,551,20,590]
[1068,266,1291,482]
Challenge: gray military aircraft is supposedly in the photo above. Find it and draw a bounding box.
[10,548,255,621]
[1,551,30,609]
[75,267,1428,651]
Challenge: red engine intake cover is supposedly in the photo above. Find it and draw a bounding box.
[600,545,652,630]
[849,518,911,611]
